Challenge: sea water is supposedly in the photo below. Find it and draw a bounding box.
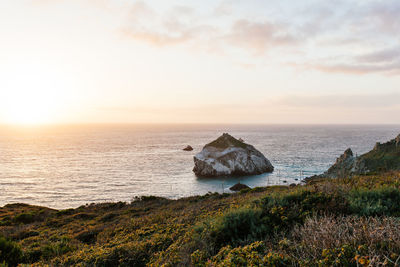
[0,124,399,208]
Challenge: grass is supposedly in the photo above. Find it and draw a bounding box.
[1,172,400,266]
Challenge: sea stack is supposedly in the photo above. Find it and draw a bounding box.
[193,133,274,177]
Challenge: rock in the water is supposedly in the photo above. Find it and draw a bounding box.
[183,145,193,151]
[230,182,250,191]
[193,133,274,177]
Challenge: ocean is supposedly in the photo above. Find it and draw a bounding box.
[1,124,399,209]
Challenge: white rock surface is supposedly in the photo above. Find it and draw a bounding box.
[193,133,274,177]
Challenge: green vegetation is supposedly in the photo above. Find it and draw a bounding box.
[205,133,247,150]
[1,172,400,266]
[361,141,400,173]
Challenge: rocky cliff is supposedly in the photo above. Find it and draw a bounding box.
[309,133,400,180]
[193,133,274,177]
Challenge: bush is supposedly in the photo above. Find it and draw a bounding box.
[348,187,400,216]
[13,212,35,224]
[75,229,100,244]
[41,239,73,261]
[0,236,23,266]
[56,208,75,216]
[132,196,168,202]
[197,207,268,253]
[0,216,12,226]
[261,190,349,231]
[197,242,293,267]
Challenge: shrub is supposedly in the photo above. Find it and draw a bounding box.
[41,239,73,261]
[56,208,75,216]
[0,236,23,266]
[261,190,349,231]
[132,196,168,202]
[75,228,100,244]
[0,216,12,226]
[13,212,35,224]
[199,207,268,252]
[348,187,400,216]
[200,242,293,267]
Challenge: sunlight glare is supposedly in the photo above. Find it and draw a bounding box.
[2,65,71,125]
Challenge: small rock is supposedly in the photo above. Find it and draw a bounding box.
[229,182,250,191]
[183,145,193,151]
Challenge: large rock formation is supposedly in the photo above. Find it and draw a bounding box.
[193,133,274,177]
[308,133,400,181]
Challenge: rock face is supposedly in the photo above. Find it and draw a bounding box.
[308,133,400,180]
[193,133,274,177]
[321,148,357,178]
[183,145,193,151]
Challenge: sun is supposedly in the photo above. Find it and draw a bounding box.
[4,92,56,125]
[1,65,71,125]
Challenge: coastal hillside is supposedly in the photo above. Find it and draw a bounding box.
[311,134,400,179]
[2,172,400,266]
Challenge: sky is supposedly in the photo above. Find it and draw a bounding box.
[0,0,399,124]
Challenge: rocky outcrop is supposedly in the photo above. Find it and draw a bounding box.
[183,145,193,151]
[193,133,274,177]
[230,182,250,191]
[322,148,356,178]
[308,133,400,181]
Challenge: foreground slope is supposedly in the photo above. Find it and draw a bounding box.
[1,172,400,266]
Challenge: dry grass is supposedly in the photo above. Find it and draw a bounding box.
[291,215,400,265]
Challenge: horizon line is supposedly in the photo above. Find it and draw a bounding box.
[1,122,400,127]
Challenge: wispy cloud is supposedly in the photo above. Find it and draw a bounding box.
[301,46,400,75]
[121,1,298,53]
[280,93,400,108]
[357,47,400,64]
[223,19,298,54]
[121,1,218,46]
[32,0,400,75]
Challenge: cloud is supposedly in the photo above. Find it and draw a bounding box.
[305,62,400,75]
[301,46,400,75]
[122,1,218,46]
[224,19,298,54]
[357,47,400,64]
[121,1,298,53]
[213,1,233,16]
[40,0,400,74]
[364,0,400,34]
[122,24,212,46]
[280,93,400,108]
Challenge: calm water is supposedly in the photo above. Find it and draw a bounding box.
[1,124,399,209]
